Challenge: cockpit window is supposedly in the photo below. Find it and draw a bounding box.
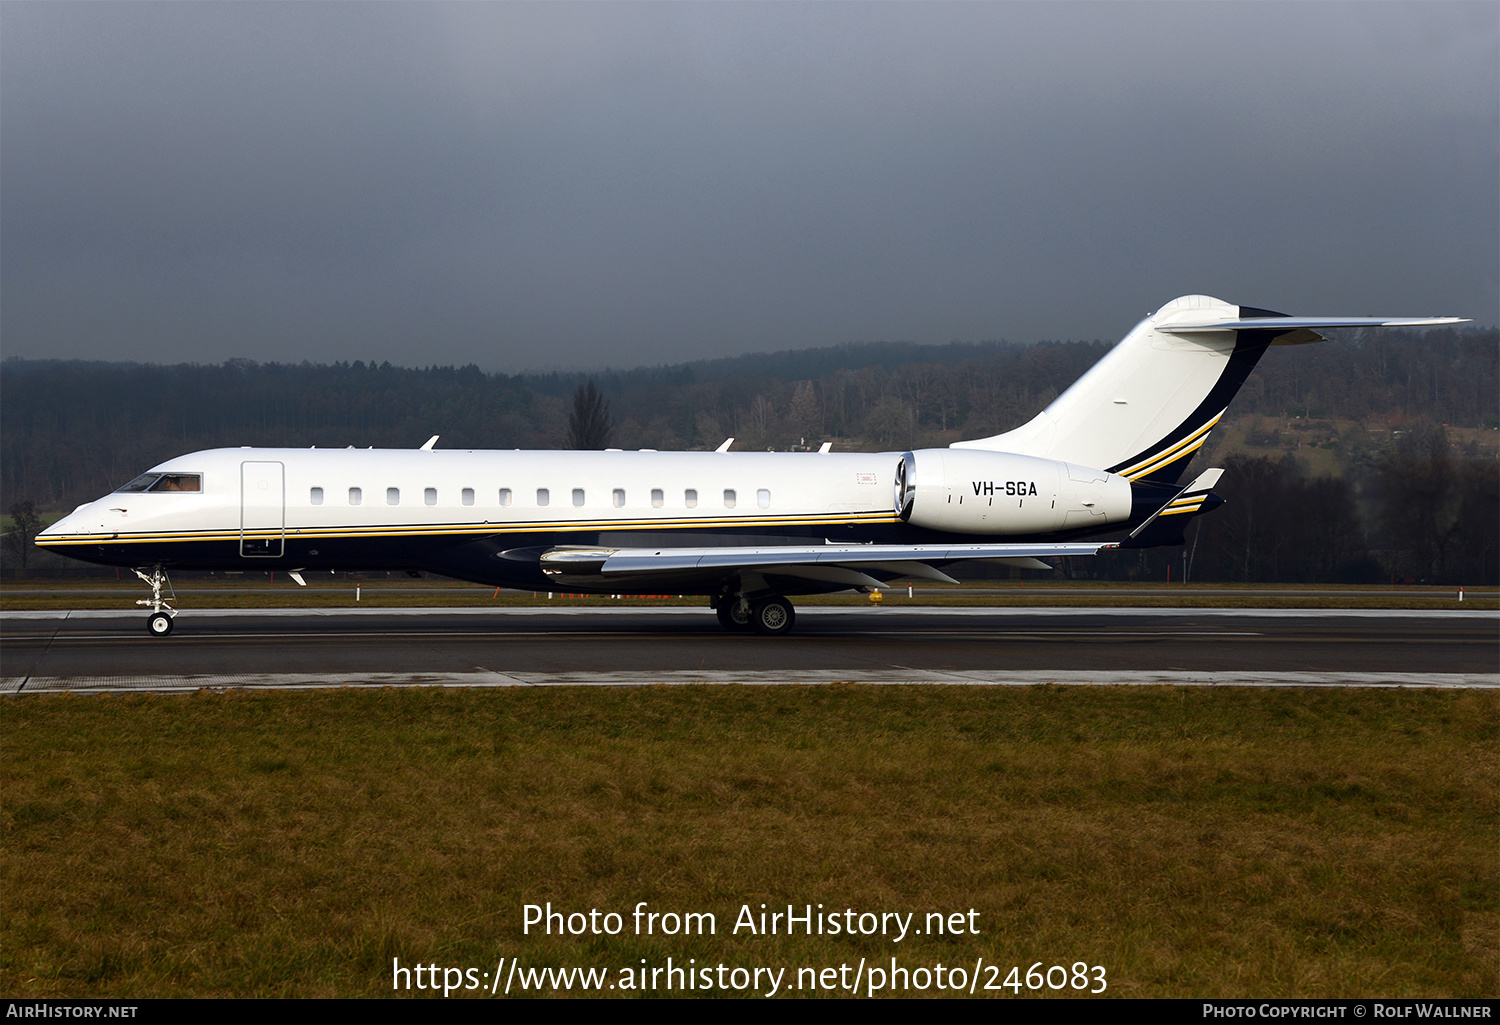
[150,474,201,493]
[116,473,161,492]
[116,472,202,493]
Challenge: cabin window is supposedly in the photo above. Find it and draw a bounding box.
[499,488,512,507]
[387,487,400,506]
[349,487,362,506]
[424,488,437,506]
[461,488,475,507]
[758,488,771,509]
[684,489,698,508]
[572,488,585,507]
[537,488,550,507]
[723,489,736,508]
[310,487,324,506]
[651,489,664,508]
[612,489,625,508]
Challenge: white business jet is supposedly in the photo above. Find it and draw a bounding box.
[36,296,1465,636]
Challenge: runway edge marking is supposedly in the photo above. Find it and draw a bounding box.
[6,670,1497,693]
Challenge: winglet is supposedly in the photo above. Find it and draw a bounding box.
[1121,468,1224,548]
[716,438,734,453]
[420,436,439,451]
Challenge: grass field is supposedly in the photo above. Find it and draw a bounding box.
[2,685,1495,998]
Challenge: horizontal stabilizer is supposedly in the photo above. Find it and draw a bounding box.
[1158,316,1467,334]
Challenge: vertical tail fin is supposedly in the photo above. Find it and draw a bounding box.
[953,296,1277,484]
[952,295,1464,485]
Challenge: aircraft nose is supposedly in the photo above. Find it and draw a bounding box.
[36,514,69,543]
[37,505,90,541]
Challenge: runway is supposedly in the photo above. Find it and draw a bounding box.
[3,606,1495,692]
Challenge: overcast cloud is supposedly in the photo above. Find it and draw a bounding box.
[2,2,1495,371]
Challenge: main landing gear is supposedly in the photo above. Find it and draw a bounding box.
[714,594,796,636]
[134,565,177,637]
[715,596,751,631]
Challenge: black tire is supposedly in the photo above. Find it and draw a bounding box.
[715,599,751,630]
[750,596,795,636]
[147,612,174,637]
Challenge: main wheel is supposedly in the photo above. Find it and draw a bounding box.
[715,598,751,630]
[750,596,795,636]
[147,612,174,637]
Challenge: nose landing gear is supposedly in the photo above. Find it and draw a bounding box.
[133,566,177,637]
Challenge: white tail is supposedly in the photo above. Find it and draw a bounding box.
[953,295,1465,484]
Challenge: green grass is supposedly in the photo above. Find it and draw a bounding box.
[3,686,1495,997]
[0,513,63,534]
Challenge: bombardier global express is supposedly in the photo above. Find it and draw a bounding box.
[35,295,1466,636]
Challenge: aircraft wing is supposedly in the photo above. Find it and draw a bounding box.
[539,541,1113,589]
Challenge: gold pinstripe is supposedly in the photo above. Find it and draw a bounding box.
[1157,493,1211,517]
[1117,411,1225,481]
[36,511,904,547]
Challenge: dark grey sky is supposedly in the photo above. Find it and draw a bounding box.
[2,2,1495,371]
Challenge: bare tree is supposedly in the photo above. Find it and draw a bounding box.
[787,380,821,439]
[4,501,43,572]
[567,379,613,450]
[1375,422,1461,582]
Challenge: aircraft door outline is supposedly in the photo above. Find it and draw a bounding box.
[240,461,285,557]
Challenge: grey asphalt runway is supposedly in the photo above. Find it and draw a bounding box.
[3,606,1496,692]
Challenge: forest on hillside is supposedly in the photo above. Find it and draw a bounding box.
[3,326,1496,583]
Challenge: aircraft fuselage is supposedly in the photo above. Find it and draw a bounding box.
[40,446,1134,593]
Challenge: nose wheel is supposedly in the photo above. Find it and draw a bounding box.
[133,565,178,637]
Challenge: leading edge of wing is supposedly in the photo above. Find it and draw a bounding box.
[541,541,1113,576]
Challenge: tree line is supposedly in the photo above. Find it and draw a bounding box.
[1089,433,1498,586]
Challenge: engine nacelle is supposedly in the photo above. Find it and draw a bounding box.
[894,449,1132,535]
